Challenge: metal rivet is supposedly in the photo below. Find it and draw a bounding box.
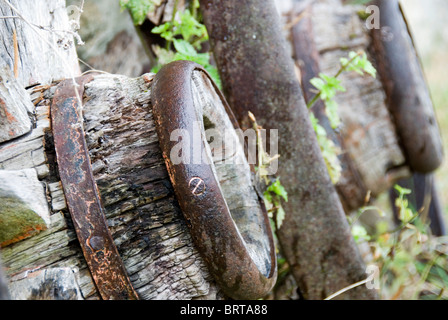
[89,235,105,251]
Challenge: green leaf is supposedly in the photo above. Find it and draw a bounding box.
[276,206,286,229]
[149,7,219,92]
[340,51,377,78]
[151,22,174,41]
[204,64,222,90]
[394,185,412,196]
[352,225,371,243]
[178,10,208,44]
[311,73,345,101]
[173,39,197,56]
[310,77,325,91]
[266,178,288,202]
[173,51,210,66]
[393,184,415,223]
[395,198,414,222]
[151,45,176,69]
[325,99,341,129]
[120,0,156,25]
[320,73,346,92]
[172,39,211,66]
[263,190,273,203]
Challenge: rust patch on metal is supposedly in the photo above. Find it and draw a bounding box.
[50,75,139,300]
[151,60,277,300]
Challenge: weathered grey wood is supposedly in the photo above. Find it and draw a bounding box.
[0,75,210,299]
[47,181,67,212]
[0,0,239,300]
[0,68,275,299]
[81,73,221,300]
[0,0,80,87]
[8,267,83,300]
[0,101,51,180]
[0,59,33,143]
[0,256,9,300]
[291,0,411,210]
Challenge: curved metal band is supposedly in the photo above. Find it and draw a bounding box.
[151,61,277,299]
[51,75,139,300]
[370,0,444,173]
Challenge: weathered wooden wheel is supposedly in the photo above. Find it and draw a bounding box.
[0,61,276,300]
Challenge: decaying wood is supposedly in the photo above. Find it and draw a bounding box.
[0,256,9,300]
[0,0,234,300]
[0,0,80,88]
[291,0,411,211]
[8,267,83,300]
[0,95,51,180]
[0,60,33,143]
[1,73,230,299]
[1,66,270,300]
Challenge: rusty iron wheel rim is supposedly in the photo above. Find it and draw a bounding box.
[51,74,139,300]
[151,60,277,300]
[370,0,444,173]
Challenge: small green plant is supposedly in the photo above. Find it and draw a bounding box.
[248,112,287,233]
[352,186,448,300]
[393,184,415,223]
[264,178,288,232]
[151,9,208,49]
[309,113,342,184]
[119,0,162,25]
[308,50,376,184]
[120,0,221,88]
